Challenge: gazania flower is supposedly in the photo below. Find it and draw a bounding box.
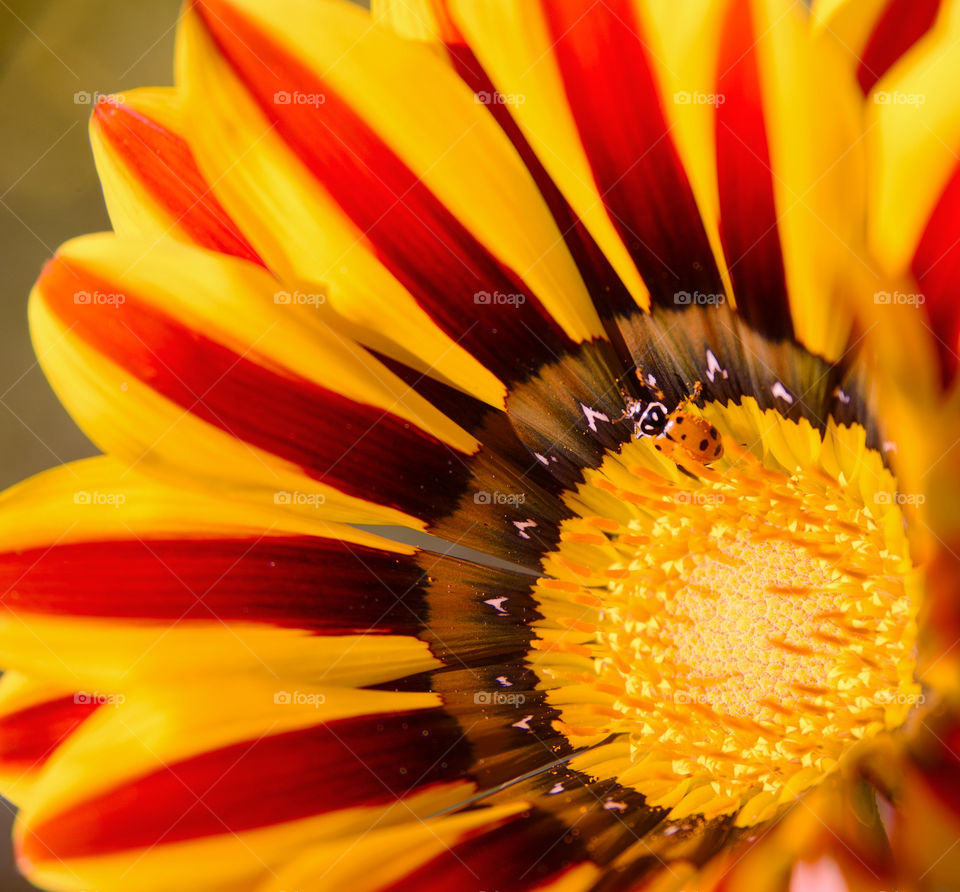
[4,0,960,889]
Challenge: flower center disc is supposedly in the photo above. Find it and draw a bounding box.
[532,400,920,826]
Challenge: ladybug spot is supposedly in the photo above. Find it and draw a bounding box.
[681,434,687,441]
[699,439,709,451]
[709,426,718,438]
[714,444,722,457]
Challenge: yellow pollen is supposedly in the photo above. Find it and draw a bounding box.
[666,535,860,716]
[532,403,921,826]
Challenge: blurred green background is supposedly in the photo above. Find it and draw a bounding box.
[1,0,181,886]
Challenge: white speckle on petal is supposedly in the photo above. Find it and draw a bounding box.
[581,403,610,432]
[705,349,728,383]
[771,381,794,404]
[514,519,537,539]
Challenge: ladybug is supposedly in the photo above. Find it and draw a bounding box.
[619,377,724,465]
[654,410,723,464]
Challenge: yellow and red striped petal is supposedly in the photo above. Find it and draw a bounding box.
[389,0,817,349]
[859,2,960,382]
[911,163,960,385]
[372,0,460,43]
[256,803,595,892]
[32,233,597,567]
[865,4,960,274]
[19,680,644,891]
[367,817,603,892]
[373,0,653,332]
[714,0,791,339]
[410,0,864,361]
[0,674,98,807]
[90,88,264,264]
[814,0,943,95]
[450,0,724,315]
[714,0,865,360]
[29,234,491,528]
[17,681,472,892]
[0,449,563,689]
[175,0,611,401]
[0,457,446,686]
